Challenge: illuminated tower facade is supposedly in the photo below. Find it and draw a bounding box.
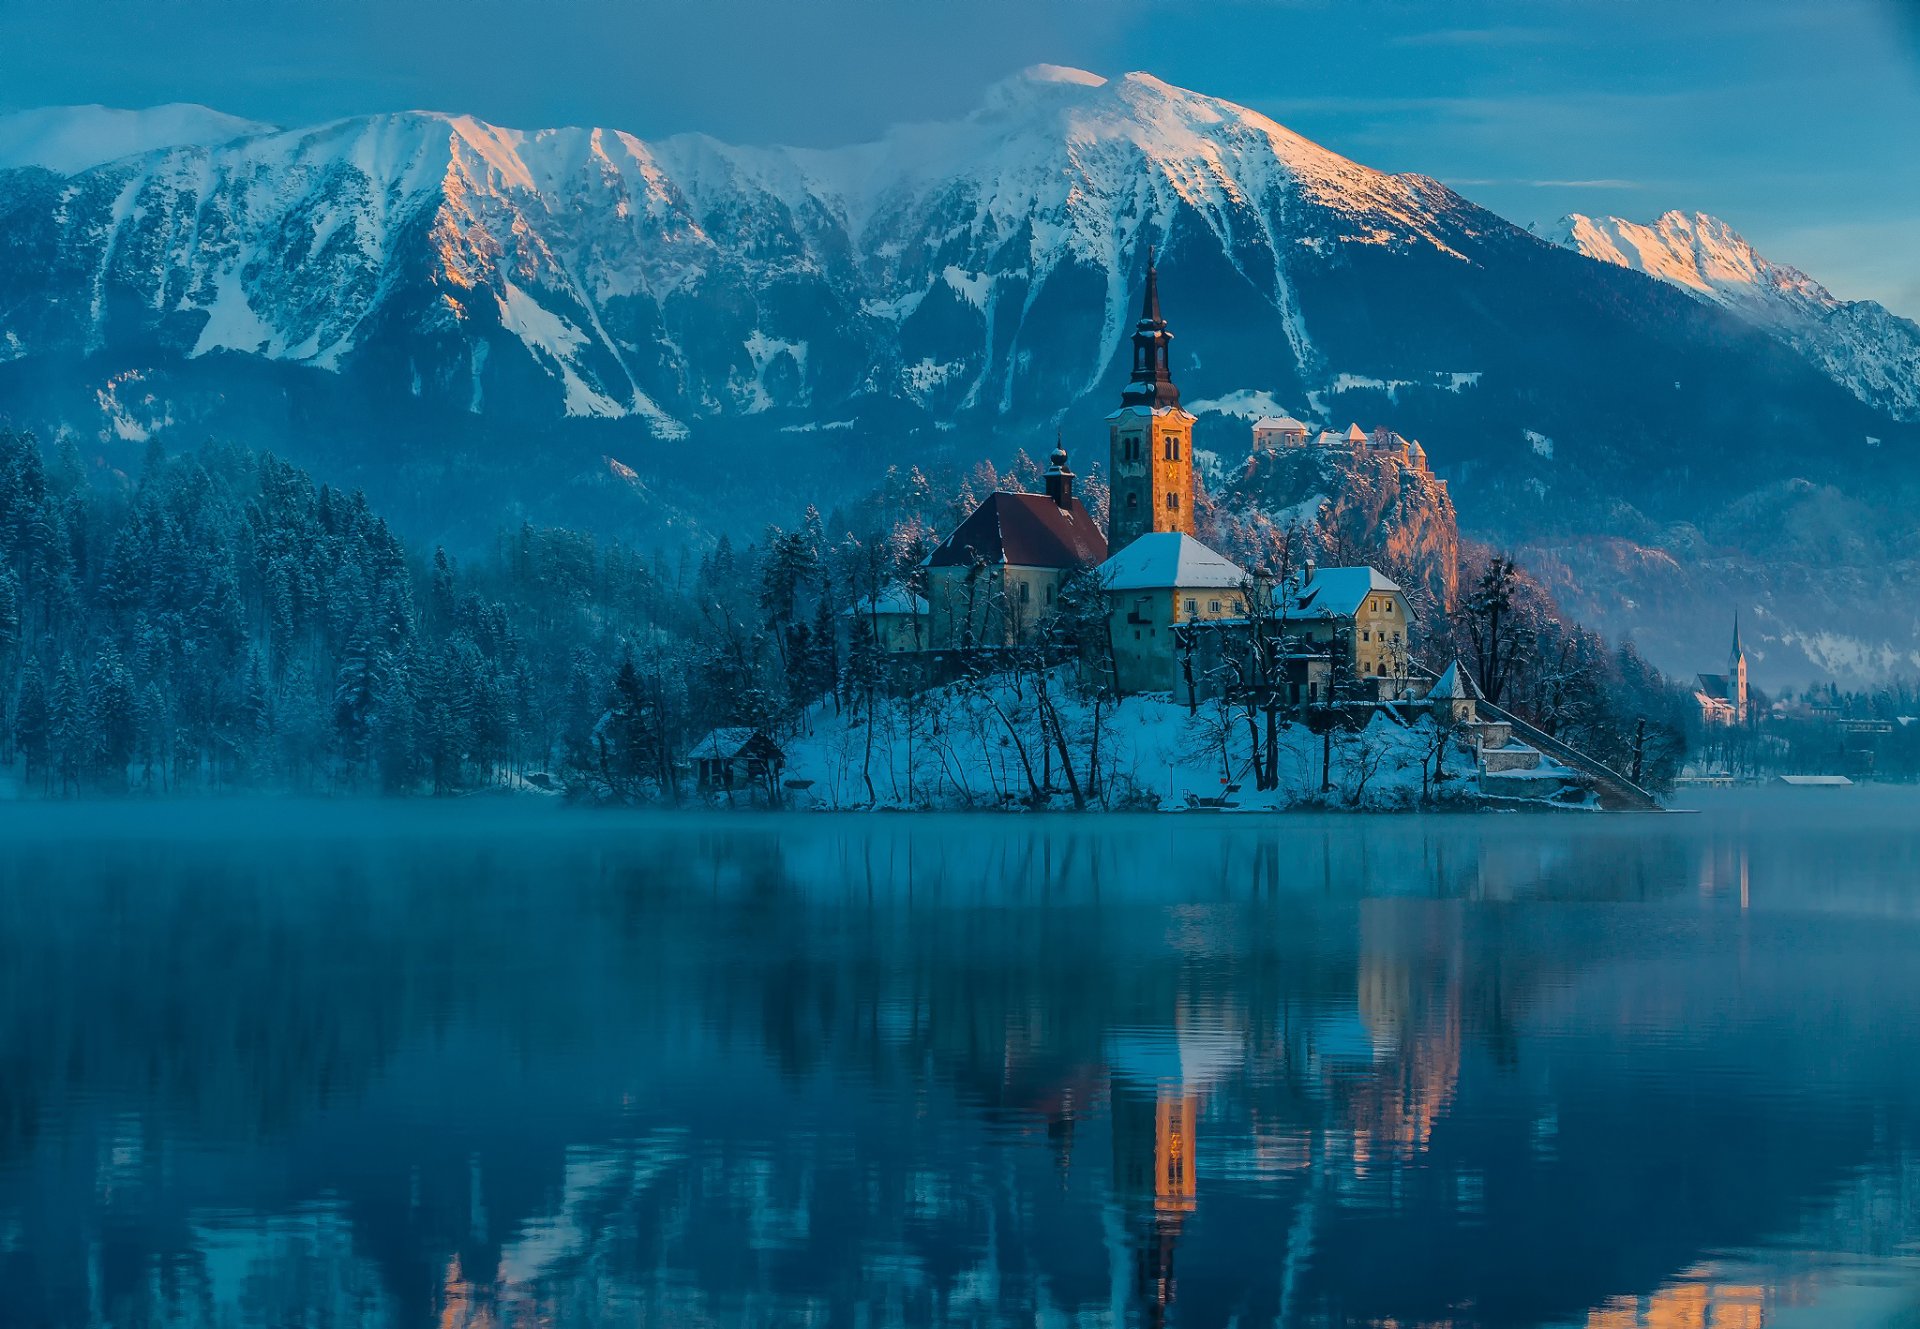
[1107,248,1196,553]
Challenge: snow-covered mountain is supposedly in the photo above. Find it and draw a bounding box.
[0,67,1499,434]
[1,70,1917,684]
[1556,210,1920,422]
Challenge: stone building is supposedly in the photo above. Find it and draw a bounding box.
[1250,414,1311,451]
[1097,532,1250,695]
[1250,414,1435,475]
[923,446,1107,647]
[1107,248,1198,551]
[1277,565,1418,692]
[839,586,929,655]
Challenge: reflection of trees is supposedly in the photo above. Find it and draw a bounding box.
[3,807,1920,1329]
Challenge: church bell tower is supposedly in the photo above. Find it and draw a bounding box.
[1107,246,1196,552]
[1730,613,1749,725]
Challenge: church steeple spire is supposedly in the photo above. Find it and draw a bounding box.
[1729,610,1749,724]
[1121,244,1180,409]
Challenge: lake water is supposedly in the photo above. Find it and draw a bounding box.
[3,793,1919,1328]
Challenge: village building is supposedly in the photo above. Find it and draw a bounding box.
[923,446,1107,647]
[1425,658,1482,725]
[1098,532,1250,695]
[1694,616,1750,725]
[839,585,929,654]
[1107,248,1199,551]
[687,728,786,796]
[1250,414,1311,450]
[1278,565,1417,689]
[1250,414,1435,475]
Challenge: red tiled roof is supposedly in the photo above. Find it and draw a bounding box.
[926,492,1109,570]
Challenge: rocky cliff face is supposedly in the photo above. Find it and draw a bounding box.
[1207,441,1460,614]
[0,73,1916,684]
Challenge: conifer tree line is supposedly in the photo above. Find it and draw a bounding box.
[0,429,1712,799]
[0,432,949,797]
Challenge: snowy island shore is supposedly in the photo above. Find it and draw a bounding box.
[755,674,1597,814]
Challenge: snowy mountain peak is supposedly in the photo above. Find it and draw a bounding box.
[1558,210,1920,421]
[1556,210,1832,316]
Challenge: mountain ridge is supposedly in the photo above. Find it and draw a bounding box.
[0,72,1916,686]
[1556,209,1920,421]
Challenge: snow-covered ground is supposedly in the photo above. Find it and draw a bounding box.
[781,671,1519,813]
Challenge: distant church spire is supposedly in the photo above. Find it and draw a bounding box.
[1121,244,1180,409]
[1729,610,1750,724]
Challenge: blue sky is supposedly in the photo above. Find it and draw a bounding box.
[6,0,1918,314]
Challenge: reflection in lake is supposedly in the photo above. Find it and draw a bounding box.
[2,792,1919,1327]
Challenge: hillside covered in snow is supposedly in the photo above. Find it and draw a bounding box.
[1557,210,1920,423]
[0,69,1916,684]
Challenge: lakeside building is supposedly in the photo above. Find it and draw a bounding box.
[1099,532,1249,695]
[1694,617,1750,725]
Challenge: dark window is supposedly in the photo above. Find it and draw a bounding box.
[1019,582,1029,603]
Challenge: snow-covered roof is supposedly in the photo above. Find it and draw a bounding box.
[1252,414,1310,433]
[1292,566,1406,619]
[842,586,928,617]
[1344,423,1368,442]
[1429,659,1482,701]
[1098,532,1247,591]
[690,727,761,759]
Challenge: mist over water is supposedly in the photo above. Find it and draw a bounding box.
[2,793,1919,1327]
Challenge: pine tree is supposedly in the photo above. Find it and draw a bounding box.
[86,647,138,792]
[14,668,49,790]
[48,654,82,795]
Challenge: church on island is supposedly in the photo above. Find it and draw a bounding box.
[813,252,1663,810]
[914,251,1422,709]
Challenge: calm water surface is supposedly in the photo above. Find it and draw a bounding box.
[3,793,1920,1328]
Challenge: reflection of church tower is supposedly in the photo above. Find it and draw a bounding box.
[1111,1081,1198,1326]
[1107,248,1197,553]
[1729,613,1749,725]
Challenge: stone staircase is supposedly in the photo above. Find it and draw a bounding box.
[1412,662,1663,811]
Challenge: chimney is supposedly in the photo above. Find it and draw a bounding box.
[1044,437,1074,510]
[1303,555,1317,585]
